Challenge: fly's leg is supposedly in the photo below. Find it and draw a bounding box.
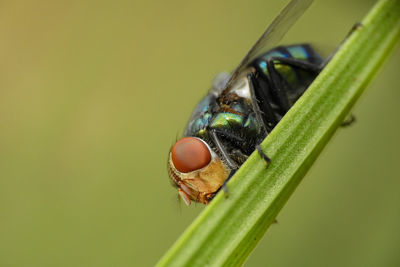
[266,59,293,112]
[248,72,278,132]
[341,114,356,127]
[210,128,255,197]
[265,56,323,112]
[248,58,322,165]
[218,146,254,195]
[219,169,236,197]
[248,73,273,165]
[210,128,252,166]
[209,129,239,197]
[265,56,322,113]
[210,129,239,170]
[256,145,271,164]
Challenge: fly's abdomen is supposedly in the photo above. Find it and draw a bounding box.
[252,44,323,89]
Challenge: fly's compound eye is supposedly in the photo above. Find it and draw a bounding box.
[171,137,211,173]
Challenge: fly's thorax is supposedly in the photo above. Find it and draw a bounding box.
[184,73,253,137]
[168,137,230,205]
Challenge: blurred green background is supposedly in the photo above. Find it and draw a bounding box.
[0,0,399,266]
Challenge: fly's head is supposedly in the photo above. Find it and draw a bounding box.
[168,137,230,205]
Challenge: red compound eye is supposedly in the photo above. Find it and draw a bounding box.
[171,137,211,173]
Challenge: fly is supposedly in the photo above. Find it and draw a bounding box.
[168,0,325,205]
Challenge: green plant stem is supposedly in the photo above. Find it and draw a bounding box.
[157,0,400,266]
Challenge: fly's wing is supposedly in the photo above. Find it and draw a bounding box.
[223,0,313,92]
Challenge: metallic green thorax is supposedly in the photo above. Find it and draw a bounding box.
[211,112,258,134]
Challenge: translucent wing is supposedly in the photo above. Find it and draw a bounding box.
[223,0,313,92]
